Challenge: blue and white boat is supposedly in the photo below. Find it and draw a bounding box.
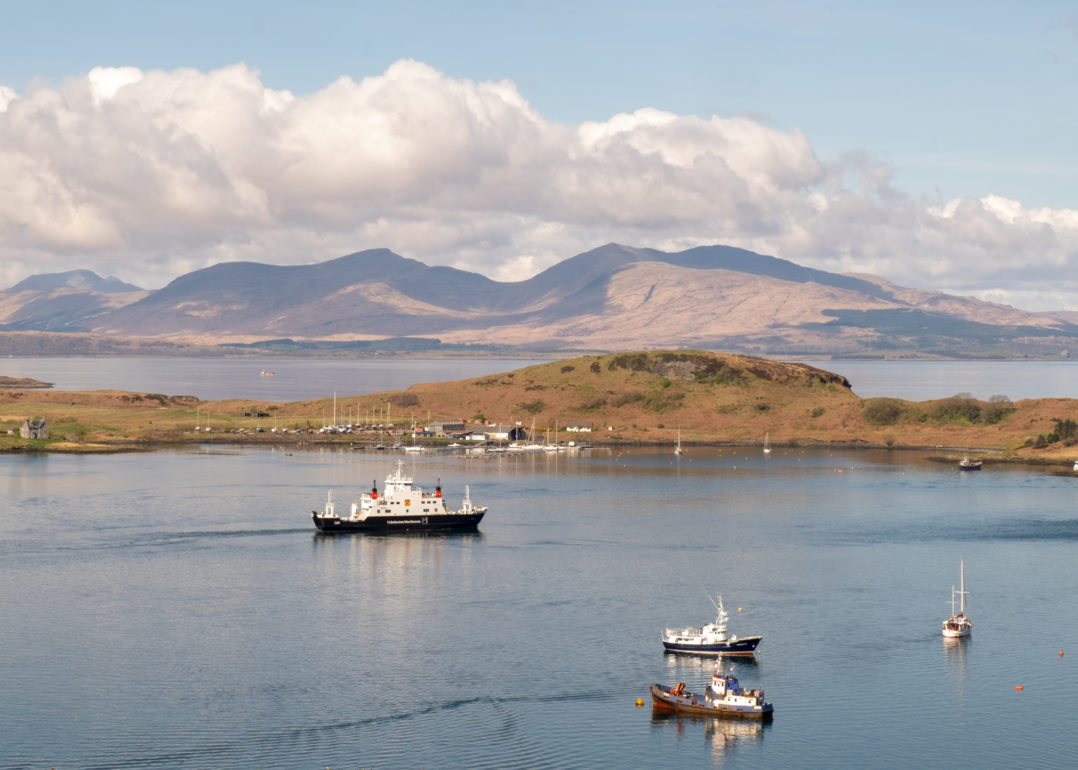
[651,663,773,719]
[662,595,762,656]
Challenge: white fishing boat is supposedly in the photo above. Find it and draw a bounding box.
[942,560,972,638]
[662,595,762,656]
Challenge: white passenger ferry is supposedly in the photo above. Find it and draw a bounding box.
[312,460,486,533]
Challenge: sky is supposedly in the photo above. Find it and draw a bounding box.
[2,0,1078,311]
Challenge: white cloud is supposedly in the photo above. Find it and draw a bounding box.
[1,60,1078,310]
[86,66,144,104]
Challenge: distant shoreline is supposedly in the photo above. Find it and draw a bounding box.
[0,376,52,389]
[7,433,1074,471]
[4,351,1078,466]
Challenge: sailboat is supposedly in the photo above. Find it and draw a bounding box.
[404,416,425,453]
[674,428,683,456]
[942,560,972,638]
[763,432,772,455]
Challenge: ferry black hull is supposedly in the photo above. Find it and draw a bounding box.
[312,511,484,533]
[662,635,762,656]
[650,684,773,720]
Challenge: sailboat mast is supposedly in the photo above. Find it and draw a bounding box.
[959,560,967,614]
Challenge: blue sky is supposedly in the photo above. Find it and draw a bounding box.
[3,0,1078,311]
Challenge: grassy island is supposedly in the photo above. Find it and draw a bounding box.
[2,350,1077,464]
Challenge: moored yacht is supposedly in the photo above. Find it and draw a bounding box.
[942,560,972,638]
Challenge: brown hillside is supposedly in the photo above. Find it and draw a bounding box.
[394,350,857,444]
[3,350,1078,463]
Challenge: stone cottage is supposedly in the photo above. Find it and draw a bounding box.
[20,418,49,439]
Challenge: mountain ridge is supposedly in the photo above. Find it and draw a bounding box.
[2,245,1076,357]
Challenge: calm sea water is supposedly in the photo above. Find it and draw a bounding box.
[2,446,1077,768]
[1,356,1077,401]
[0,357,551,402]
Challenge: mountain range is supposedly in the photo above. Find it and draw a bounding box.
[2,244,1078,357]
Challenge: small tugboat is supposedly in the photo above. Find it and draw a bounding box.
[312,460,486,533]
[662,595,762,656]
[942,559,972,638]
[651,664,773,720]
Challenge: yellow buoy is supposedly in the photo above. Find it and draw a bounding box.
[635,698,644,707]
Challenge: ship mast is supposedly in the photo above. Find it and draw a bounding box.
[958,559,967,615]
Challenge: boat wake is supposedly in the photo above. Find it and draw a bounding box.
[120,528,311,548]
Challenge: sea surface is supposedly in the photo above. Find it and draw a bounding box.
[1,356,1078,401]
[2,445,1077,769]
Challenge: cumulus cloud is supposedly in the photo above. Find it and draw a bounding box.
[1,59,1077,310]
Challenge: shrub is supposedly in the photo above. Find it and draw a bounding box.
[515,399,545,415]
[981,397,1015,425]
[643,391,684,413]
[928,395,981,423]
[1053,418,1078,443]
[608,353,649,372]
[389,393,420,408]
[611,391,645,407]
[862,398,904,426]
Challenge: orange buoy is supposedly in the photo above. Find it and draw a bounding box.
[1015,685,1023,691]
[1060,650,1064,657]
